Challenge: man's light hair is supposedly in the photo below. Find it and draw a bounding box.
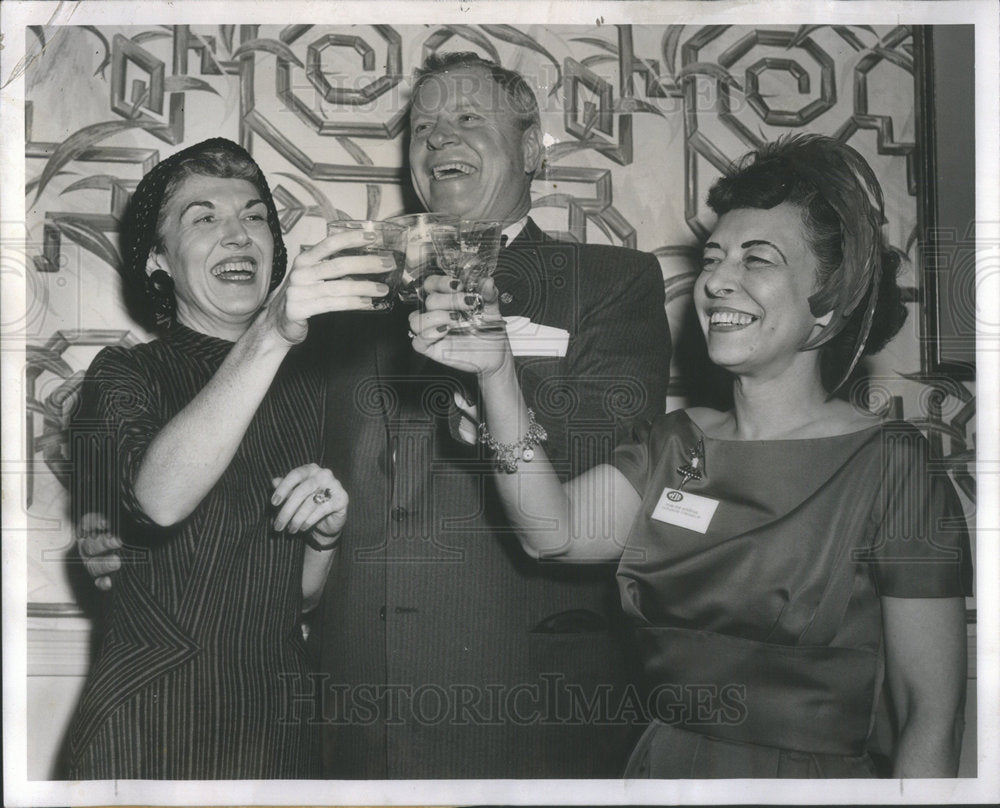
[413,51,541,132]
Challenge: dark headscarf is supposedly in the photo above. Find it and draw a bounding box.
[119,137,287,330]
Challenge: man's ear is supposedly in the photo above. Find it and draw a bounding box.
[521,124,544,174]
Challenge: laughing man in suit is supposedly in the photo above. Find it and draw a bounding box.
[310,52,671,778]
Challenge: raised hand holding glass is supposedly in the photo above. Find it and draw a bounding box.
[430,220,504,332]
[324,219,406,311]
[385,213,458,305]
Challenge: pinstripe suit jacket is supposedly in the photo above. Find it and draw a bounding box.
[310,219,671,778]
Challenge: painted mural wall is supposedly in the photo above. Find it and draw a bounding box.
[21,22,975,778]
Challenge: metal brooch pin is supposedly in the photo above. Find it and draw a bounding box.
[676,439,705,490]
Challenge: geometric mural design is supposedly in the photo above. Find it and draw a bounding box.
[24,23,972,611]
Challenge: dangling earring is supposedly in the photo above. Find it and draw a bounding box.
[145,269,175,328]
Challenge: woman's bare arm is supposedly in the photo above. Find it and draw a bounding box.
[882,595,967,777]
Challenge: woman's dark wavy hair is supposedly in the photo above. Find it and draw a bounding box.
[119,137,287,330]
[706,134,907,393]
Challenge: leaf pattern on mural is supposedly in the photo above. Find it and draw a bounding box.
[231,38,304,68]
[218,25,236,56]
[186,28,227,74]
[25,171,73,198]
[569,36,617,53]
[273,173,342,224]
[82,26,111,78]
[675,61,743,91]
[60,175,122,195]
[32,119,163,205]
[50,218,122,270]
[131,30,171,44]
[439,25,502,64]
[544,139,629,163]
[163,76,222,96]
[662,26,685,79]
[479,25,563,95]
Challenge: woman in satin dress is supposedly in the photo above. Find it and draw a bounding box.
[409,134,972,778]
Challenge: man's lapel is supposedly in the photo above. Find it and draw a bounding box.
[495,217,549,322]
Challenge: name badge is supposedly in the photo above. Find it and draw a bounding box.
[651,488,719,534]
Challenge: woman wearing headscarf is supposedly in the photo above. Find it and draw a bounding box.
[409,134,972,777]
[67,138,387,779]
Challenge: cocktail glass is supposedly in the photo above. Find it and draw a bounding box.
[384,213,458,305]
[324,219,406,311]
[429,220,504,332]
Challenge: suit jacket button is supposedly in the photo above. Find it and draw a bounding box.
[500,292,514,305]
[390,506,407,522]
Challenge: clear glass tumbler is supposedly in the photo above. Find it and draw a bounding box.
[325,219,407,311]
[384,212,458,305]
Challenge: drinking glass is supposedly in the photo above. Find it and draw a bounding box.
[385,213,457,305]
[429,220,504,332]
[324,219,406,311]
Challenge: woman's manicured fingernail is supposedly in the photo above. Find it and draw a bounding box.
[450,311,463,321]
[449,279,461,290]
[436,324,449,332]
[363,230,377,241]
[274,520,284,531]
[271,494,281,505]
[381,256,397,268]
[464,294,479,306]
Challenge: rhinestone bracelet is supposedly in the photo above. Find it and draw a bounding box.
[478,408,548,473]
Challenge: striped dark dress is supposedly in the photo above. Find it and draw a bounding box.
[67,324,324,779]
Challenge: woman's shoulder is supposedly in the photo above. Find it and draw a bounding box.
[681,406,727,435]
[810,403,929,445]
[819,399,887,436]
[89,337,166,373]
[627,408,703,446]
[90,326,228,375]
[86,336,203,401]
[77,341,167,422]
[88,340,143,371]
[681,401,897,441]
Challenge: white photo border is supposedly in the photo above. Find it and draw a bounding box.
[2,1,998,805]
